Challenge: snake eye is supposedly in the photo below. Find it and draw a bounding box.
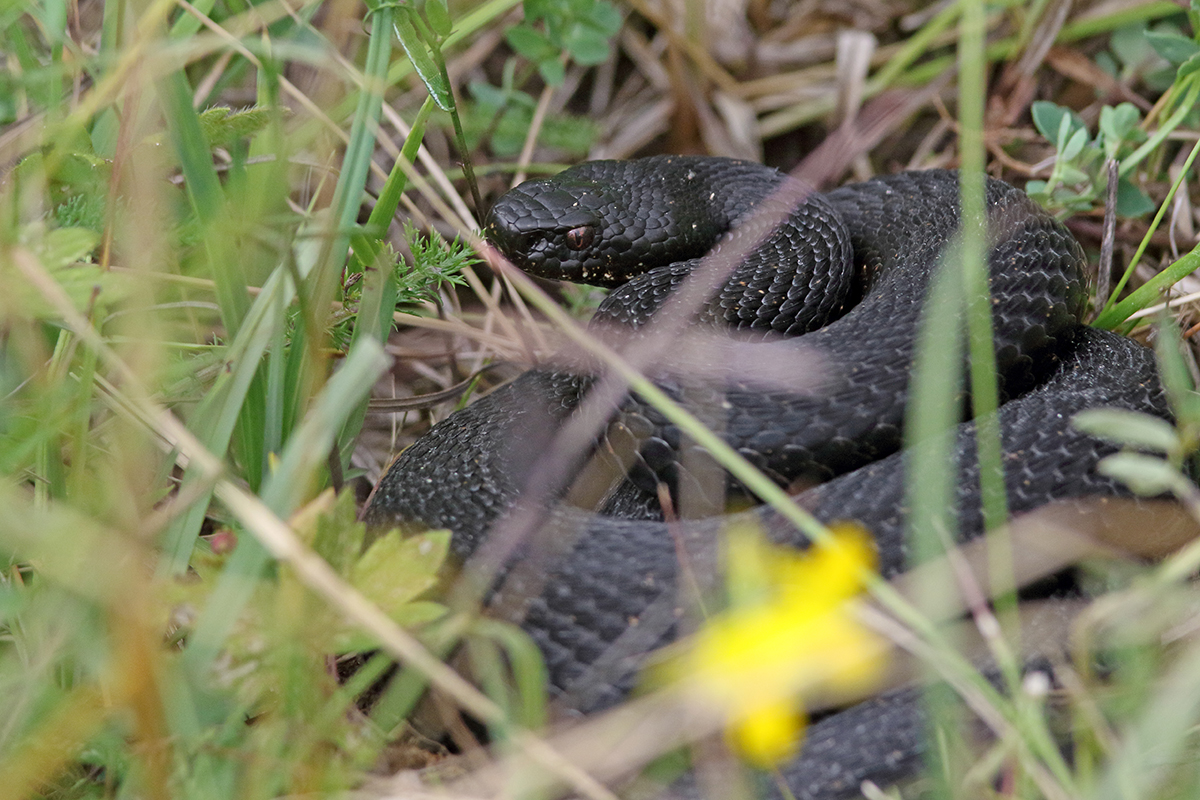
[565,226,595,250]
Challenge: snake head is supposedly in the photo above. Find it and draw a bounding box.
[484,157,745,288]
[484,178,615,284]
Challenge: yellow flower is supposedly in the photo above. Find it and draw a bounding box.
[662,522,888,767]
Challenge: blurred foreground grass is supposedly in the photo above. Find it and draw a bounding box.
[6,0,1200,798]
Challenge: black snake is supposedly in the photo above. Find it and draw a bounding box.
[363,157,1172,797]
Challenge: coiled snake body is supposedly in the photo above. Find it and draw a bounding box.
[364,158,1171,797]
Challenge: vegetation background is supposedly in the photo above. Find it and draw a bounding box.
[4,0,1200,797]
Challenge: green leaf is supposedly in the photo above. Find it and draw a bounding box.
[1145,30,1200,66]
[397,220,473,304]
[1110,24,1160,73]
[311,489,367,574]
[12,225,126,320]
[1115,177,1156,217]
[1177,50,1200,81]
[1061,126,1089,161]
[1055,109,1073,150]
[473,75,538,110]
[36,227,100,268]
[350,528,450,620]
[506,0,619,78]
[1097,453,1191,496]
[461,97,598,156]
[586,1,622,35]
[1101,102,1146,162]
[393,599,447,626]
[1031,101,1085,145]
[198,106,271,150]
[1072,408,1180,455]
[563,23,611,65]
[0,582,27,622]
[1099,102,1142,148]
[49,151,111,196]
[468,79,511,107]
[394,8,454,111]
[425,0,452,37]
[334,601,447,652]
[537,57,565,86]
[54,193,106,233]
[506,24,557,62]
[524,0,554,20]
[1058,163,1091,185]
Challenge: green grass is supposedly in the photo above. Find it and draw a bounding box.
[5,0,1200,798]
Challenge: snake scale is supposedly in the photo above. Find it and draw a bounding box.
[363,157,1173,797]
